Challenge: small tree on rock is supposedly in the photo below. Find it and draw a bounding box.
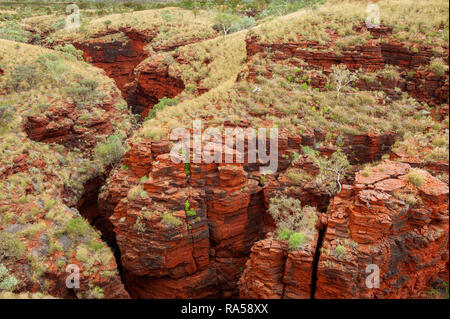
[330,64,358,97]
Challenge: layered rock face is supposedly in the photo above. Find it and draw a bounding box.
[99,121,404,299]
[315,161,448,299]
[71,28,155,98]
[24,83,126,152]
[67,28,208,116]
[246,27,448,106]
[238,161,448,299]
[100,138,269,298]
[238,236,318,299]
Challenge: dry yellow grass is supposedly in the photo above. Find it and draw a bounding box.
[251,0,449,47]
[169,29,247,95]
[52,7,218,47]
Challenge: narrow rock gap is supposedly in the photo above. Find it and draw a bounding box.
[75,175,131,294]
[310,223,327,299]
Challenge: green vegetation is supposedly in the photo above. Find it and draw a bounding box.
[289,232,306,249]
[0,264,18,292]
[335,245,346,258]
[185,200,197,217]
[64,217,90,239]
[162,213,183,227]
[0,21,31,43]
[146,97,179,121]
[127,185,149,201]
[133,216,146,234]
[407,169,425,187]
[269,195,317,250]
[93,134,126,169]
[303,147,350,195]
[0,232,25,261]
[428,58,448,77]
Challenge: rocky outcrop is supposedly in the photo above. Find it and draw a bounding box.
[67,28,213,116]
[239,236,319,299]
[238,161,448,299]
[130,55,185,117]
[315,161,449,298]
[24,83,127,152]
[71,28,155,102]
[245,29,448,105]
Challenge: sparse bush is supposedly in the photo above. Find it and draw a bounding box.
[428,58,447,77]
[0,232,25,261]
[145,97,179,120]
[285,168,312,183]
[65,217,90,239]
[330,64,358,97]
[335,245,346,257]
[304,147,350,195]
[65,79,99,107]
[230,16,256,33]
[0,21,31,43]
[127,185,148,201]
[133,216,146,234]
[268,195,317,249]
[50,18,66,32]
[162,213,182,227]
[36,53,69,83]
[4,65,39,92]
[54,44,84,61]
[0,103,14,128]
[213,12,239,36]
[407,169,425,187]
[0,264,7,278]
[378,65,400,82]
[289,232,305,249]
[88,286,105,299]
[94,134,126,167]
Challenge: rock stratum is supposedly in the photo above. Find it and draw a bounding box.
[1,1,448,299]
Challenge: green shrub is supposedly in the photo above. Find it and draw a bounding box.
[88,286,105,299]
[428,58,447,77]
[54,44,84,61]
[162,213,182,227]
[0,232,25,261]
[278,229,293,240]
[36,54,69,82]
[213,12,239,36]
[65,79,99,107]
[185,200,196,217]
[0,264,7,278]
[289,232,305,249]
[335,245,346,257]
[4,65,39,92]
[0,103,14,128]
[407,169,425,187]
[94,134,126,167]
[145,97,179,120]
[230,16,256,33]
[0,275,18,291]
[0,21,31,43]
[50,18,66,32]
[65,217,90,239]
